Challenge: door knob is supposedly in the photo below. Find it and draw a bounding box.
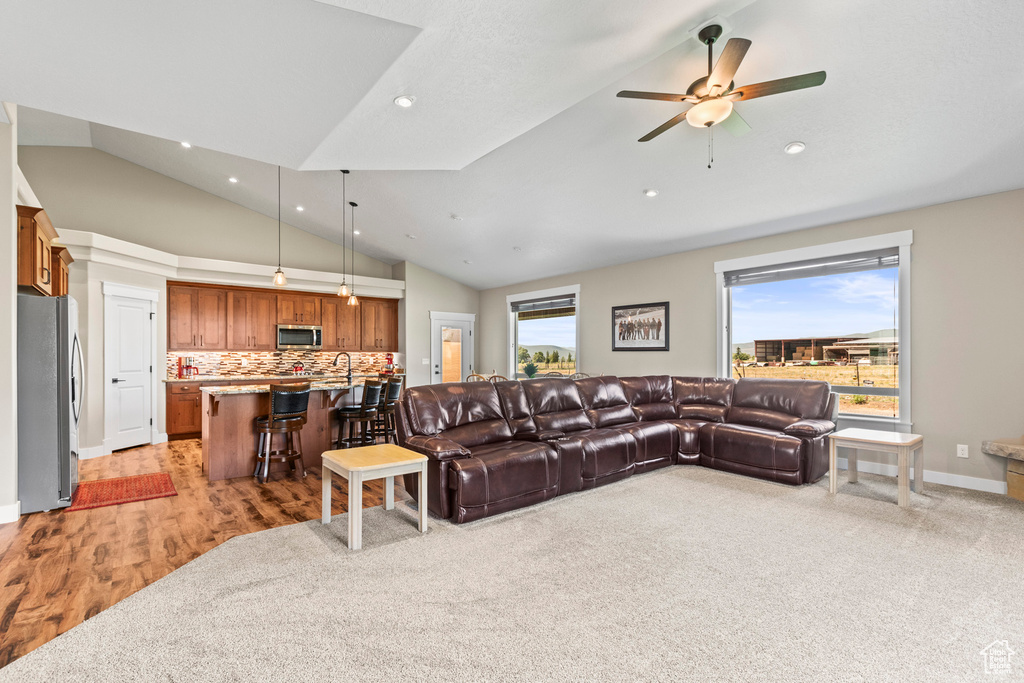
[111,378,127,383]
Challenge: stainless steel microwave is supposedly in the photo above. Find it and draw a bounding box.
[276,325,322,351]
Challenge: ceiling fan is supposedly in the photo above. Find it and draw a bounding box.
[618,24,825,143]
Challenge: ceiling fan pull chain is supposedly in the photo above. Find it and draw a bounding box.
[708,124,714,169]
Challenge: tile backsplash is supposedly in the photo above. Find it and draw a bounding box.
[166,350,400,379]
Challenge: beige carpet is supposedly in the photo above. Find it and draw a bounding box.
[2,466,1022,682]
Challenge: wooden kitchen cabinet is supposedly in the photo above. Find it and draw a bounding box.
[321,297,362,351]
[50,246,73,297]
[167,384,203,437]
[168,285,227,350]
[360,298,398,351]
[277,294,320,326]
[17,206,57,296]
[227,291,277,351]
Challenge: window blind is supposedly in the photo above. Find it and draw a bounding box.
[512,294,576,321]
[723,248,899,288]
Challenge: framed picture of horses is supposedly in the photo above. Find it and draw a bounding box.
[611,302,669,351]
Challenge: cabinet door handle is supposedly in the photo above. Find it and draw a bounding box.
[192,334,196,345]
[200,335,204,346]
[41,267,51,285]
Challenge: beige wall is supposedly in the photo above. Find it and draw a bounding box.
[0,104,19,520]
[394,261,480,388]
[479,189,1024,487]
[17,146,392,279]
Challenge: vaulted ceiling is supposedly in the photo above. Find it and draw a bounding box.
[9,0,1024,289]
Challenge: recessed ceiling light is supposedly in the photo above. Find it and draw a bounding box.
[513,246,522,252]
[784,141,806,155]
[296,206,304,212]
[450,213,463,221]
[643,189,659,197]
[180,141,192,149]
[228,177,238,183]
[464,260,473,264]
[406,233,417,239]
[353,230,360,235]
[394,95,416,108]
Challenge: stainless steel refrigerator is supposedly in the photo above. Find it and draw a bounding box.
[17,294,83,513]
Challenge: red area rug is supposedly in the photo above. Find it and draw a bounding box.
[66,472,177,511]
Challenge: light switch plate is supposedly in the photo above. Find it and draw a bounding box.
[422,358,429,365]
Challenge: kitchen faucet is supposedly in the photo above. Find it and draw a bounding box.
[332,352,353,383]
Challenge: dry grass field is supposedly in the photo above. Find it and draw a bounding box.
[733,363,899,418]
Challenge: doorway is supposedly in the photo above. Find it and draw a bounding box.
[430,312,475,384]
[103,283,158,451]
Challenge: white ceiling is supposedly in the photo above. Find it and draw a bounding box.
[11,0,1024,289]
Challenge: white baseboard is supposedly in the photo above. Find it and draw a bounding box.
[0,501,21,525]
[79,444,112,460]
[836,457,1007,495]
[152,431,168,445]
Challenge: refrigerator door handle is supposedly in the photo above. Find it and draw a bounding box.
[72,333,84,424]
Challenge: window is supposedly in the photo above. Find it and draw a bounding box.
[507,286,579,378]
[715,232,911,426]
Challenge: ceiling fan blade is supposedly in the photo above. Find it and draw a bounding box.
[708,38,752,94]
[732,71,826,101]
[618,90,695,103]
[638,111,690,142]
[718,108,751,137]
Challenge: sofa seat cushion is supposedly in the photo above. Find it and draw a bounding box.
[663,419,705,462]
[609,420,677,470]
[700,423,804,473]
[556,428,635,486]
[450,441,559,510]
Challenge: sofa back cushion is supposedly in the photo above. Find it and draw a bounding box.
[672,377,735,422]
[400,382,512,447]
[493,380,538,435]
[521,378,592,433]
[727,378,832,432]
[620,375,676,421]
[575,376,635,427]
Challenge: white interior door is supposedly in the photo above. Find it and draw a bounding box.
[430,313,475,384]
[104,293,153,451]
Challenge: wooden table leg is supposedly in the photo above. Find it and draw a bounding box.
[321,466,332,524]
[385,475,394,510]
[418,463,428,533]
[349,471,363,550]
[913,444,924,493]
[897,446,910,507]
[829,438,838,494]
[848,447,858,484]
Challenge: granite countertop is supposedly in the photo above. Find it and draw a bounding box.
[201,380,359,395]
[165,373,380,384]
[981,437,1024,461]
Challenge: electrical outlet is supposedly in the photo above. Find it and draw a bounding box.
[957,444,969,459]
[240,357,248,367]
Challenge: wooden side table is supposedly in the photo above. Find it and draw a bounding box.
[321,444,428,550]
[829,428,924,507]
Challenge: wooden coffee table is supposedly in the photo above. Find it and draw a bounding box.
[829,428,924,507]
[321,444,428,550]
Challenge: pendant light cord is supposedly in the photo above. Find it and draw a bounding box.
[277,165,282,270]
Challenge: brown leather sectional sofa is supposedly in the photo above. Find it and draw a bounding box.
[396,376,837,523]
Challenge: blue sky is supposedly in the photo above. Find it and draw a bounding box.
[518,316,577,349]
[731,268,898,343]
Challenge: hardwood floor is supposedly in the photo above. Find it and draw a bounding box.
[0,439,387,668]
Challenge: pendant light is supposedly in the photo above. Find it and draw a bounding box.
[271,165,287,287]
[347,201,359,306]
[337,170,350,297]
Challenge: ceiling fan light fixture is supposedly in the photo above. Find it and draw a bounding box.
[685,99,734,128]
[784,141,806,155]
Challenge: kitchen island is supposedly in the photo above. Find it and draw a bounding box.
[201,380,363,481]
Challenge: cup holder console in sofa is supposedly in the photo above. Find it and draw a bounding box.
[396,376,837,523]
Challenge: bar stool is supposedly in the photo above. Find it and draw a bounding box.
[373,375,405,444]
[337,381,383,448]
[254,383,311,484]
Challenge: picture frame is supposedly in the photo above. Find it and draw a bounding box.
[612,302,669,351]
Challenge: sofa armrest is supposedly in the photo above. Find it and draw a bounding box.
[784,419,836,438]
[404,435,472,461]
[514,430,566,442]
